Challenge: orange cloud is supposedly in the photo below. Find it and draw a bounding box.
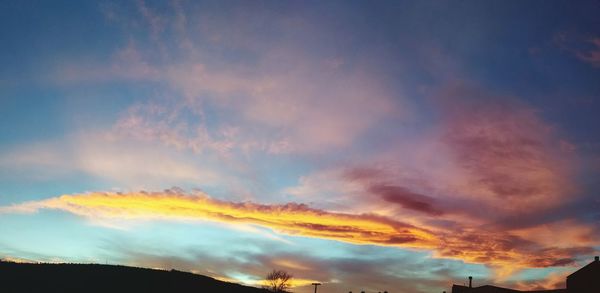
[434,229,594,279]
[255,277,320,288]
[0,191,437,249]
[2,190,597,278]
[513,270,570,291]
[272,259,312,271]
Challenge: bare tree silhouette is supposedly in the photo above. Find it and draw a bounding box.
[264,270,293,292]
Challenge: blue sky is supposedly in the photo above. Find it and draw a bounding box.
[1,1,600,292]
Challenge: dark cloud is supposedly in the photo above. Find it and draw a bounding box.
[368,184,443,216]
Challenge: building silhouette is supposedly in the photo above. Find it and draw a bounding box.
[566,256,600,293]
[451,256,599,293]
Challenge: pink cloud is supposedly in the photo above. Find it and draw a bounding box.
[437,86,574,213]
[50,3,406,156]
[104,52,402,155]
[286,84,595,277]
[575,38,600,67]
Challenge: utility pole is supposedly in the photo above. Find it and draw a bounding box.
[311,282,322,293]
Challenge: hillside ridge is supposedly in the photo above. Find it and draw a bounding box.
[0,260,271,293]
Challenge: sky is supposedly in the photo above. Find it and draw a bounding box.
[1,1,600,292]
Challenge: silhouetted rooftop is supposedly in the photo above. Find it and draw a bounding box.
[451,256,600,293]
[452,284,566,293]
[452,284,519,292]
[567,256,600,280]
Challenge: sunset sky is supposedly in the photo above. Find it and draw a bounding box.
[1,1,600,292]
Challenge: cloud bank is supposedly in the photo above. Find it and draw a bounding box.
[2,187,596,278]
[0,190,436,249]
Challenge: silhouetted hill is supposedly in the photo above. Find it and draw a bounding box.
[0,260,272,293]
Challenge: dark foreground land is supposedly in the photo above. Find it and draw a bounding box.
[0,260,271,293]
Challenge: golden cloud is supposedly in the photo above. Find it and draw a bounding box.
[2,190,596,279]
[0,191,437,249]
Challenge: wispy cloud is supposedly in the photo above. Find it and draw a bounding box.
[576,38,600,67]
[0,134,222,189]
[50,1,405,156]
[554,32,600,68]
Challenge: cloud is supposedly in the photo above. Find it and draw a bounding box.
[50,1,405,156]
[575,38,600,67]
[283,84,597,278]
[76,136,221,187]
[0,190,438,250]
[102,241,456,293]
[7,2,598,288]
[107,52,401,155]
[513,270,570,291]
[1,187,596,280]
[367,184,443,216]
[553,32,600,68]
[344,168,443,216]
[435,86,575,213]
[0,134,221,189]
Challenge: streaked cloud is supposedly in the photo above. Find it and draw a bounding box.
[1,186,597,279]
[576,38,600,67]
[0,190,438,249]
